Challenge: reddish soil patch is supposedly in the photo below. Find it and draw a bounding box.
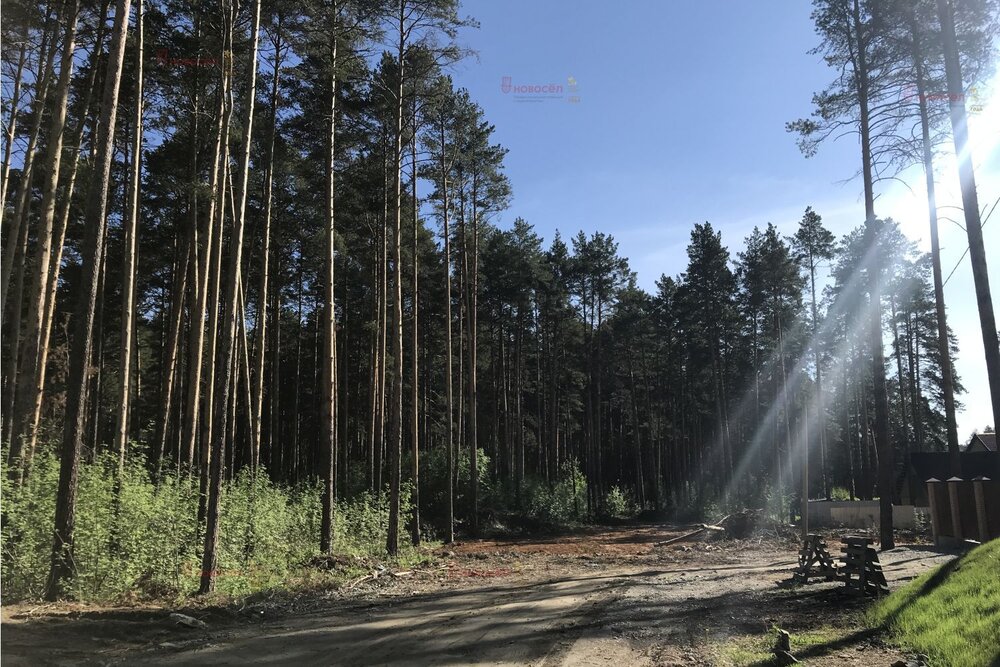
[1,525,957,666]
[445,524,690,557]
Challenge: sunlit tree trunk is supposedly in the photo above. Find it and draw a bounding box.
[908,13,960,474]
[437,116,455,543]
[409,94,421,546]
[20,0,110,482]
[935,0,1000,434]
[115,0,144,475]
[386,1,405,556]
[200,0,259,594]
[251,16,283,471]
[0,37,28,216]
[849,0,893,549]
[320,26,339,555]
[1,4,58,308]
[46,0,133,601]
[184,8,225,475]
[9,1,80,475]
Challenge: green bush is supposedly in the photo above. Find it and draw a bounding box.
[830,486,852,501]
[522,459,588,526]
[211,468,322,597]
[418,445,491,529]
[603,485,638,519]
[2,448,201,601]
[763,485,790,523]
[334,484,412,557]
[1,447,419,603]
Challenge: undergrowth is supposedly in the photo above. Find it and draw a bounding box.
[1,448,419,603]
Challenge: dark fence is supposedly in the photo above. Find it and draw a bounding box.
[926,477,1000,544]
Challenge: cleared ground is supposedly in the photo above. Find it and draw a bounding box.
[1,525,957,666]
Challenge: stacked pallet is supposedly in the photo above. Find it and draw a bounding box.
[793,533,838,582]
[840,536,889,596]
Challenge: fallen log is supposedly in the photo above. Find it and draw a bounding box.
[654,516,730,547]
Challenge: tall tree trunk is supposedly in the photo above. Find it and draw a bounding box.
[320,26,338,556]
[368,229,380,490]
[250,16,282,471]
[8,1,80,474]
[409,94,420,546]
[386,2,405,556]
[377,158,389,491]
[114,0,143,475]
[909,14,960,474]
[156,239,190,476]
[850,0,892,548]
[200,0,259,594]
[0,39,28,211]
[1,4,58,307]
[184,11,226,474]
[889,294,910,444]
[19,0,111,481]
[935,0,1000,433]
[464,178,480,534]
[45,0,132,601]
[10,0,79,477]
[440,121,455,544]
[198,157,230,521]
[807,252,829,499]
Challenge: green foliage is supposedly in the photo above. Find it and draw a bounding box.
[1,449,419,603]
[2,448,199,601]
[867,539,1000,667]
[2,448,61,600]
[603,485,638,519]
[830,486,852,501]
[210,469,321,597]
[522,460,588,526]
[763,486,790,524]
[419,445,491,529]
[334,485,412,557]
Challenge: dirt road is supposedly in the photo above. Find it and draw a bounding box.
[1,525,956,666]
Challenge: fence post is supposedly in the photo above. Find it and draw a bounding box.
[972,477,990,543]
[947,477,964,541]
[926,478,942,544]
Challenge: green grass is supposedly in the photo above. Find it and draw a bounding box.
[715,626,855,666]
[867,539,1000,667]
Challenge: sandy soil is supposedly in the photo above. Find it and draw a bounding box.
[0,525,958,666]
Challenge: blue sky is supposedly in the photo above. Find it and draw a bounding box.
[449,0,1000,440]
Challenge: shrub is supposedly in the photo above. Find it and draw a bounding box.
[418,445,491,529]
[522,459,588,526]
[1,447,420,603]
[830,486,852,501]
[763,486,790,524]
[334,484,412,557]
[603,485,638,519]
[1,448,200,601]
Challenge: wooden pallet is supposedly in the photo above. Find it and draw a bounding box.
[793,534,838,582]
[839,536,889,596]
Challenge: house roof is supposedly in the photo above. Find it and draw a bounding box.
[967,432,997,452]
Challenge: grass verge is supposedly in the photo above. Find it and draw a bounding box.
[867,538,1000,667]
[714,626,859,666]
